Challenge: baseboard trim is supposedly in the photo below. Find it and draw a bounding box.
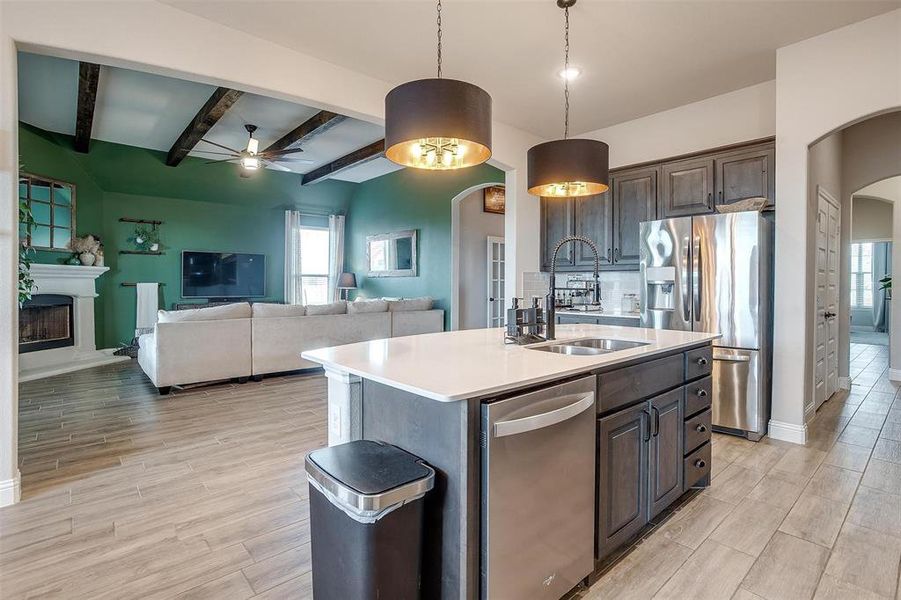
[768,419,808,445]
[889,369,901,382]
[0,472,21,507]
[838,377,852,390]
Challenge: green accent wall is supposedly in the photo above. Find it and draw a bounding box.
[345,164,505,322]
[19,123,355,348]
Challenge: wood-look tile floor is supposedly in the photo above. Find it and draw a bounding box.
[580,342,901,600]
[4,343,901,599]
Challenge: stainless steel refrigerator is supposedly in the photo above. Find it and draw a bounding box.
[639,212,774,440]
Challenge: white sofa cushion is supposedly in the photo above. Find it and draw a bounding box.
[306,301,347,315]
[252,303,306,318]
[388,297,434,312]
[158,302,251,323]
[348,298,388,314]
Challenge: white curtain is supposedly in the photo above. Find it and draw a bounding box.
[327,214,346,302]
[284,210,303,305]
[873,242,892,332]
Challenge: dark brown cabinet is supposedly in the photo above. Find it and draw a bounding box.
[715,144,775,208]
[597,402,648,558]
[540,196,574,270]
[648,389,684,518]
[574,192,614,268]
[659,157,715,218]
[611,168,658,265]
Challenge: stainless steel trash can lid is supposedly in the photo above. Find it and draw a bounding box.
[305,440,435,517]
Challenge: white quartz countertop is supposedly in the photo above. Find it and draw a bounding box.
[302,324,720,403]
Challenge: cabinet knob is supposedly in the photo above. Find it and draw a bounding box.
[694,459,706,469]
[696,388,708,398]
[696,357,709,366]
[696,424,707,433]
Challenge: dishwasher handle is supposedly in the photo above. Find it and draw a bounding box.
[493,393,595,438]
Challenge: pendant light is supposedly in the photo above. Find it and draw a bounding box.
[528,0,609,197]
[384,0,492,170]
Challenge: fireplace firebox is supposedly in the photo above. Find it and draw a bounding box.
[19,294,75,353]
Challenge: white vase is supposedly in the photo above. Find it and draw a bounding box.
[95,253,104,267]
[79,252,95,266]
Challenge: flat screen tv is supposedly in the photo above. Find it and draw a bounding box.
[181,251,266,299]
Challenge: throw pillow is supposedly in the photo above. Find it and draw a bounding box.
[306,300,347,316]
[157,302,252,323]
[387,297,434,312]
[348,298,388,314]
[252,303,307,318]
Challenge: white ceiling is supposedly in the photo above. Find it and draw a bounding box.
[162,0,900,138]
[16,52,400,182]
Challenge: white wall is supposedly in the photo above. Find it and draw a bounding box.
[0,0,541,506]
[772,8,901,443]
[852,197,893,241]
[579,81,776,168]
[458,190,504,330]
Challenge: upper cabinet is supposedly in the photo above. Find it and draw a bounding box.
[612,167,658,266]
[715,144,775,208]
[538,139,775,272]
[659,157,715,218]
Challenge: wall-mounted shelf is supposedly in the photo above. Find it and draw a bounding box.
[119,250,164,256]
[119,217,164,225]
[121,282,166,287]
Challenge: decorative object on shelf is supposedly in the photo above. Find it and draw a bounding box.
[198,124,314,177]
[337,272,358,300]
[69,234,102,267]
[384,0,492,170]
[527,0,609,198]
[367,230,418,277]
[120,218,164,254]
[483,186,506,214]
[17,199,36,307]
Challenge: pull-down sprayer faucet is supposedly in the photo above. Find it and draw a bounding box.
[545,235,601,340]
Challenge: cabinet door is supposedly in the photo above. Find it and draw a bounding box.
[715,144,775,207]
[648,389,684,519]
[540,197,574,271]
[612,168,658,266]
[659,157,714,218]
[597,402,648,559]
[573,192,613,269]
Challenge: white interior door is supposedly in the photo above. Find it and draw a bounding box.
[487,236,505,328]
[814,188,841,410]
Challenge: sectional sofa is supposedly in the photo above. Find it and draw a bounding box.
[137,298,443,394]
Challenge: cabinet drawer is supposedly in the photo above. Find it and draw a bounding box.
[683,409,711,455]
[685,376,712,417]
[683,443,711,491]
[685,346,712,380]
[598,354,684,414]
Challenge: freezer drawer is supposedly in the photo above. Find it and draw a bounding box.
[481,376,596,600]
[711,348,761,435]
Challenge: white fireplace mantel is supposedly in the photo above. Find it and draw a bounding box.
[19,264,129,381]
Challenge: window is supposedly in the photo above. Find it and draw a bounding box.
[19,174,75,251]
[851,242,874,308]
[298,226,330,305]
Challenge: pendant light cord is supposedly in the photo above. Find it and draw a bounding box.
[563,5,570,139]
[436,0,443,78]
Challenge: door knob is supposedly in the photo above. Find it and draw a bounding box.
[824,311,837,319]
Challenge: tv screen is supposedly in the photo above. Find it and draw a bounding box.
[181,251,266,299]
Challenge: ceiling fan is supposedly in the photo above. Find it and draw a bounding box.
[198,124,314,177]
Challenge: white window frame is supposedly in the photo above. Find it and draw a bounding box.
[850,242,873,309]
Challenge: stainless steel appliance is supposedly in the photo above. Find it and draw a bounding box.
[640,212,774,440]
[481,376,596,599]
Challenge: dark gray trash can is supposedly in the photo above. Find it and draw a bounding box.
[305,440,435,600]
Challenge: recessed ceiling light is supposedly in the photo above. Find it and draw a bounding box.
[558,67,581,81]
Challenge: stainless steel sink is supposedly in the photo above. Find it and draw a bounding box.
[528,337,650,356]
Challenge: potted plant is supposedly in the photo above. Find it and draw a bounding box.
[18,200,36,307]
[69,234,102,266]
[129,225,161,252]
[880,275,892,299]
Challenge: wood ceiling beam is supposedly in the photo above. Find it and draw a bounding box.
[263,110,346,154]
[166,87,243,167]
[302,139,386,185]
[73,62,101,153]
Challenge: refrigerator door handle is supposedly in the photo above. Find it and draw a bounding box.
[692,232,701,323]
[713,352,751,363]
[681,236,691,323]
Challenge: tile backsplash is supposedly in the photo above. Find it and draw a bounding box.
[521,271,641,312]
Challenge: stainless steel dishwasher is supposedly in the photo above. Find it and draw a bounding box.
[481,376,596,600]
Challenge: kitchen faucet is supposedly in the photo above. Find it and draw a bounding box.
[545,235,601,340]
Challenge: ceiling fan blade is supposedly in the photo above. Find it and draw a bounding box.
[204,158,240,165]
[271,157,316,164]
[263,160,292,172]
[199,138,242,154]
[263,147,306,157]
[192,150,238,157]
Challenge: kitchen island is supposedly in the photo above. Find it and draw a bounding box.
[303,324,719,600]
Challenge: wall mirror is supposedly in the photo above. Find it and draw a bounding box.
[366,230,417,277]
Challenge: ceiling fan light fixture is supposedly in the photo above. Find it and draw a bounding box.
[246,137,259,155]
[384,0,492,170]
[241,155,260,170]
